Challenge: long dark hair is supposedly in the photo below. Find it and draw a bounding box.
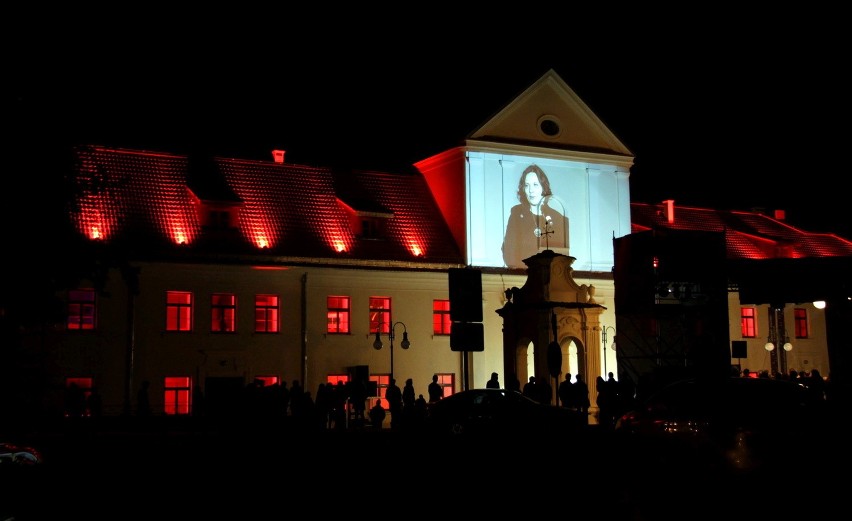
[516,164,553,203]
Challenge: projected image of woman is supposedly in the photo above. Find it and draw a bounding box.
[502,164,569,268]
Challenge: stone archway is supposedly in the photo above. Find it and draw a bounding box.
[497,251,608,405]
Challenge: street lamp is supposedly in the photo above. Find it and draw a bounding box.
[601,326,616,376]
[373,321,411,382]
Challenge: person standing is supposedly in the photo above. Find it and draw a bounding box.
[558,373,574,409]
[501,164,569,268]
[385,378,403,429]
[486,372,501,389]
[369,398,386,430]
[428,374,443,403]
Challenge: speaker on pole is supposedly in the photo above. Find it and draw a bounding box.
[731,341,747,359]
[449,268,483,323]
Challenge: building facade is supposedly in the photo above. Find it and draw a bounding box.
[7,69,850,422]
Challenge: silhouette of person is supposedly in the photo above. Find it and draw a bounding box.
[369,398,386,430]
[137,380,151,417]
[385,378,403,429]
[428,374,443,403]
[502,164,569,268]
[574,374,590,418]
[558,373,574,409]
[486,372,501,389]
[523,376,537,399]
[402,378,416,409]
[595,375,617,428]
[507,373,522,393]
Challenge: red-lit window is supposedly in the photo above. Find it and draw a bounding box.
[67,289,96,330]
[166,291,193,331]
[433,299,451,335]
[369,374,389,409]
[370,297,391,334]
[211,293,236,332]
[255,375,279,387]
[794,308,809,338]
[327,296,351,334]
[164,376,191,415]
[740,307,757,338]
[435,373,455,398]
[64,377,93,417]
[255,294,279,333]
[327,374,350,385]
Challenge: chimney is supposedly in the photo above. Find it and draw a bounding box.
[663,199,675,224]
[272,150,286,163]
[773,209,786,221]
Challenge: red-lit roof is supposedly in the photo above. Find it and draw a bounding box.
[631,202,852,260]
[68,146,463,265]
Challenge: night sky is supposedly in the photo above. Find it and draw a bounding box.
[8,10,851,239]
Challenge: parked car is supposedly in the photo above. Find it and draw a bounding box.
[424,388,586,437]
[613,376,831,475]
[0,441,42,466]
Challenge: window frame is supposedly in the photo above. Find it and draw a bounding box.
[211,293,237,333]
[67,288,96,331]
[166,291,193,332]
[794,308,809,339]
[164,376,192,415]
[327,296,351,334]
[740,307,757,338]
[255,294,280,333]
[433,299,451,335]
[435,373,455,398]
[370,296,391,334]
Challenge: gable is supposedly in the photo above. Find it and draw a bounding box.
[468,69,633,158]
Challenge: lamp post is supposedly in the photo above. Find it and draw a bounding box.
[601,326,616,376]
[763,306,793,376]
[373,321,410,382]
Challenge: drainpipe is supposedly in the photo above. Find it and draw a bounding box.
[301,273,308,388]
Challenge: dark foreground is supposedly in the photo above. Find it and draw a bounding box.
[2,416,848,520]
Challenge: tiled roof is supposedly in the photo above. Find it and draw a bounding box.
[68,146,463,265]
[631,202,852,260]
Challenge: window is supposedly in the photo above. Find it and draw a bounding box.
[327,374,350,386]
[255,294,279,333]
[740,307,756,338]
[369,374,389,409]
[166,291,193,331]
[433,299,451,335]
[255,375,279,387]
[327,296,351,334]
[164,376,191,415]
[211,293,236,332]
[794,308,809,338]
[435,373,455,398]
[67,289,96,330]
[64,377,93,417]
[370,297,391,334]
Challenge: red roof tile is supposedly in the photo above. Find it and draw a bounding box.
[68,146,463,265]
[631,202,852,260]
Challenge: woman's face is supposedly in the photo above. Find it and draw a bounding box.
[523,172,544,206]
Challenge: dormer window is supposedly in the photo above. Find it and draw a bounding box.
[361,217,384,239]
[209,209,233,230]
[337,197,393,241]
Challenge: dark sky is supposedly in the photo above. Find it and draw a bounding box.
[8,11,851,239]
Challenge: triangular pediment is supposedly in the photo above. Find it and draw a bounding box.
[468,69,632,158]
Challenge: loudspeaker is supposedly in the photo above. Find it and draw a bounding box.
[449,268,483,322]
[450,322,484,352]
[731,341,747,359]
[350,365,369,382]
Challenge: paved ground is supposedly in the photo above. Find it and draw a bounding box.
[2,416,848,520]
